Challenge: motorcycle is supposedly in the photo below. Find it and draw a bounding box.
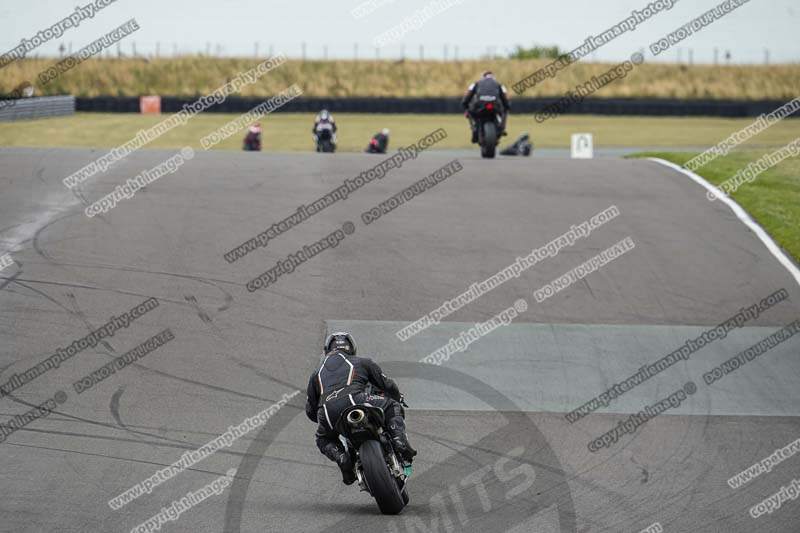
[473,96,503,159]
[334,403,411,514]
[242,129,261,151]
[316,126,336,153]
[500,132,533,156]
[365,137,387,154]
[366,130,389,154]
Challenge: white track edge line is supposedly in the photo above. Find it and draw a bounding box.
[648,157,800,288]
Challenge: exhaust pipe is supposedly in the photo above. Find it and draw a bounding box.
[347,409,366,426]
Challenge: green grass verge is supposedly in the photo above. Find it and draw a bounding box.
[2,113,799,152]
[628,151,800,263]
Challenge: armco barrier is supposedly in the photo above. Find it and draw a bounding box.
[0,95,76,122]
[73,96,800,118]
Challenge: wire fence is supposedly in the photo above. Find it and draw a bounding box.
[4,40,797,65]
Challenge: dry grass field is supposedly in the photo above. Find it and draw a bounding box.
[2,57,799,99]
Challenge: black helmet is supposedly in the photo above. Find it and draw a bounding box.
[324,331,356,356]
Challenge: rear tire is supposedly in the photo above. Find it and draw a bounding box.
[360,440,405,515]
[482,122,497,159]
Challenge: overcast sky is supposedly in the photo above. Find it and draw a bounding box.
[1,0,798,64]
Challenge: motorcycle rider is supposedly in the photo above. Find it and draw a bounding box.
[312,109,337,149]
[305,332,417,485]
[242,123,262,151]
[366,128,390,153]
[500,132,533,156]
[461,71,511,143]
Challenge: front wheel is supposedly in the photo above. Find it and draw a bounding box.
[401,484,410,505]
[360,440,405,515]
[481,122,497,159]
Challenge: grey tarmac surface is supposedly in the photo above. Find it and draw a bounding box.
[443,146,709,159]
[0,145,798,533]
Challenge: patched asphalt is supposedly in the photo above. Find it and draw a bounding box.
[0,146,798,532]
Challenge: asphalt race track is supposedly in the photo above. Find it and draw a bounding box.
[0,146,799,533]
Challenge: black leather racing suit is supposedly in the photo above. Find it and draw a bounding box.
[305,350,414,464]
[461,77,511,138]
[367,132,389,153]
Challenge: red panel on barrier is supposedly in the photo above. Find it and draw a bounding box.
[139,95,161,114]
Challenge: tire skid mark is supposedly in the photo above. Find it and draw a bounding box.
[3,439,315,475]
[66,292,116,354]
[231,358,304,392]
[3,280,279,428]
[1,388,192,450]
[0,270,22,292]
[32,211,80,264]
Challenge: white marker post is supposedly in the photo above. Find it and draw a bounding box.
[571,133,594,159]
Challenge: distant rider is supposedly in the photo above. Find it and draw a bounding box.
[312,109,337,148]
[500,132,533,156]
[242,123,262,151]
[305,332,417,485]
[366,128,390,153]
[461,71,511,143]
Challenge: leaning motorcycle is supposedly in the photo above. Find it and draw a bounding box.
[473,96,502,159]
[242,131,261,151]
[500,132,533,156]
[365,138,386,154]
[334,403,411,514]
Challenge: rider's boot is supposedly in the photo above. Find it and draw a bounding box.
[471,126,478,144]
[322,442,356,485]
[387,416,417,463]
[336,452,356,485]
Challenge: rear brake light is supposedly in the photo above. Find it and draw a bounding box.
[486,103,494,110]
